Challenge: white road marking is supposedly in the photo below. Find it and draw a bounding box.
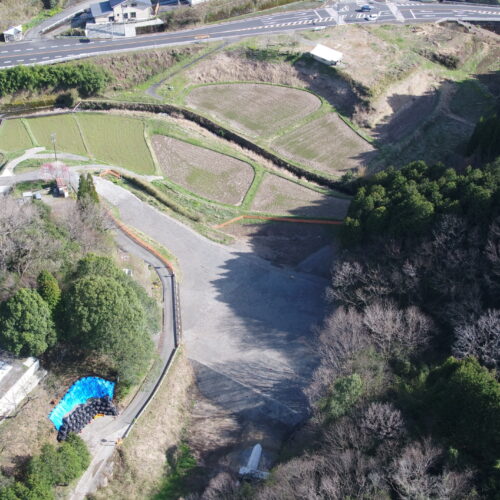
[13,49,20,52]
[1,51,7,53]
[4,60,11,63]
[50,45,58,48]
[409,9,416,19]
[18,59,24,62]
[26,48,33,51]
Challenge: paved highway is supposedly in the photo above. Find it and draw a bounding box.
[0,1,499,69]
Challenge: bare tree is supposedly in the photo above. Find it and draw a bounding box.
[390,438,473,500]
[308,307,369,402]
[452,309,500,370]
[363,301,434,357]
[390,438,443,499]
[361,402,405,441]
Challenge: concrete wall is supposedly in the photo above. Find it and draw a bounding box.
[86,22,137,38]
[0,358,46,420]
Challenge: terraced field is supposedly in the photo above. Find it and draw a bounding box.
[186,83,321,139]
[27,114,88,157]
[0,119,33,152]
[152,135,254,205]
[272,113,375,176]
[251,174,350,219]
[77,114,155,174]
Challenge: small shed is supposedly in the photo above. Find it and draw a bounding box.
[55,178,69,198]
[309,44,343,66]
[3,25,23,43]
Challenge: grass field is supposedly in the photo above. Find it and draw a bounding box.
[0,119,33,152]
[27,114,88,156]
[251,174,350,219]
[152,135,254,205]
[186,83,321,138]
[449,79,495,123]
[77,113,155,174]
[272,113,375,176]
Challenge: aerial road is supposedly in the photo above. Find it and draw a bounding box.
[0,1,499,69]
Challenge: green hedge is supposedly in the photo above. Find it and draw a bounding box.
[0,63,110,98]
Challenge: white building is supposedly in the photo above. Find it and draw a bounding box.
[309,44,343,66]
[0,354,46,421]
[3,25,23,43]
[89,0,154,24]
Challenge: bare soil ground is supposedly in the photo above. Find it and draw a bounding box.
[92,352,195,500]
[303,24,420,96]
[0,381,57,474]
[151,135,254,205]
[251,174,350,219]
[186,83,321,139]
[272,113,375,176]
[183,49,359,116]
[363,70,440,142]
[223,220,335,268]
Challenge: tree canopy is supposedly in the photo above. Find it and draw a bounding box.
[425,356,500,464]
[0,288,56,357]
[64,255,157,386]
[342,160,500,244]
[77,174,99,204]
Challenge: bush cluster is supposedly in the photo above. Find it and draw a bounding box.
[0,434,90,500]
[0,63,110,98]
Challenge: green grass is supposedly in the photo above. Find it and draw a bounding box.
[77,113,155,174]
[26,114,88,156]
[0,119,33,152]
[23,6,62,31]
[152,443,198,500]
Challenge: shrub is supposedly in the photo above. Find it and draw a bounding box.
[321,373,364,420]
[37,271,61,311]
[55,89,79,108]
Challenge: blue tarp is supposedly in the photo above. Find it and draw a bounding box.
[49,377,115,430]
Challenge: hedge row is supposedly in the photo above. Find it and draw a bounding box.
[0,63,110,98]
[80,100,353,195]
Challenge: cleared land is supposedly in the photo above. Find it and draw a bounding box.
[251,174,350,219]
[0,119,33,152]
[186,83,321,138]
[152,135,254,205]
[272,113,375,176]
[77,113,155,174]
[27,114,88,156]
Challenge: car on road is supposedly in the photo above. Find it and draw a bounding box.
[364,13,378,20]
[360,4,374,11]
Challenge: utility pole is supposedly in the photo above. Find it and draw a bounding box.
[50,133,58,163]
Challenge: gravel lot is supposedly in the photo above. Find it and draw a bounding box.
[95,177,327,433]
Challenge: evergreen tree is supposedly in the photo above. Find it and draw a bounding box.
[0,288,56,357]
[37,271,61,311]
[76,174,88,201]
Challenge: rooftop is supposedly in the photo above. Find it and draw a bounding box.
[310,44,343,63]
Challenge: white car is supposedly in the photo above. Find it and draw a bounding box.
[365,13,378,20]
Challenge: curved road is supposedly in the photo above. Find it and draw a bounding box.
[0,1,499,68]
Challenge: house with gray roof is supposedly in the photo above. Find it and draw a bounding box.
[90,0,153,24]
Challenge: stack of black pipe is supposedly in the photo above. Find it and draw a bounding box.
[57,396,118,441]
